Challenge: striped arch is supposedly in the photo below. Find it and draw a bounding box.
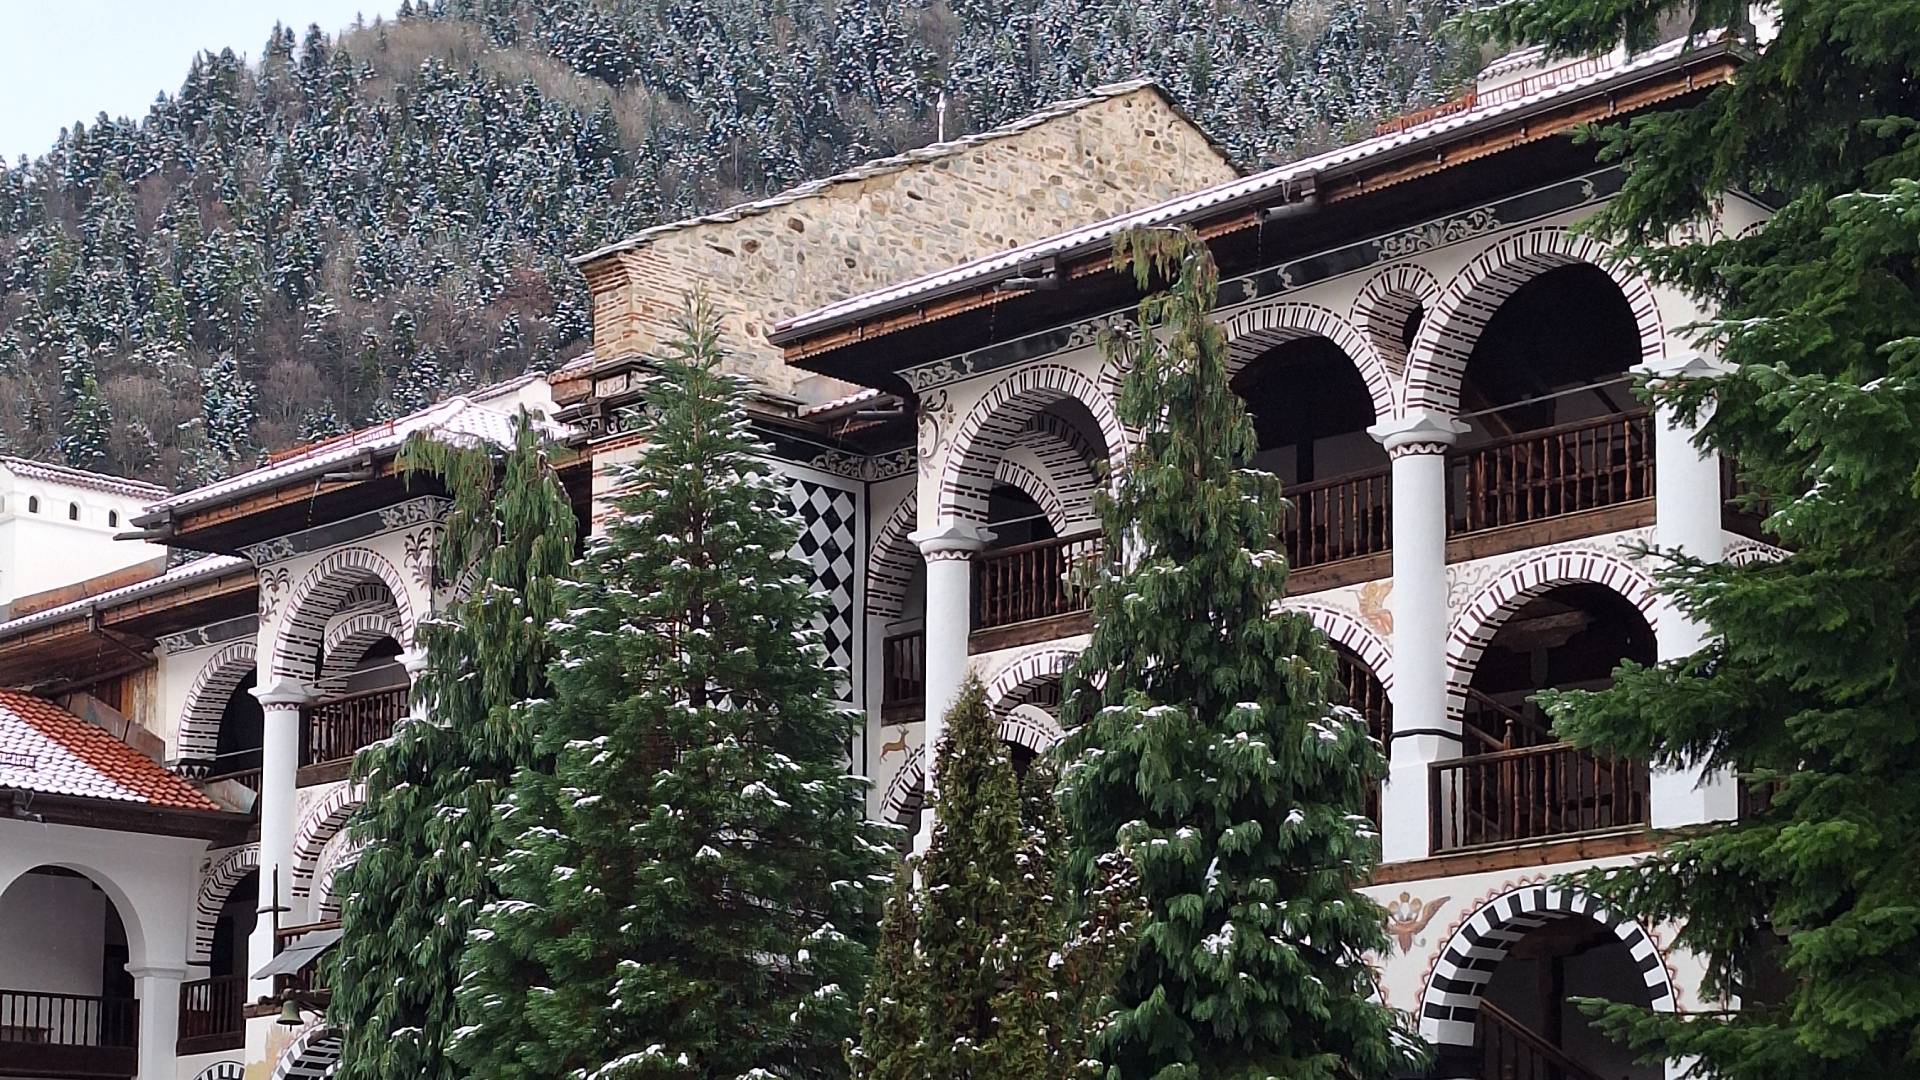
[270,1025,342,1080]
[270,548,416,681]
[1406,226,1667,414]
[1351,263,1441,376]
[191,843,259,963]
[1445,547,1660,720]
[1222,301,1395,422]
[984,645,1081,722]
[1420,883,1674,1057]
[940,363,1126,527]
[867,494,919,621]
[313,837,361,920]
[177,640,257,761]
[1287,601,1394,690]
[993,458,1069,532]
[291,782,365,901]
[315,608,403,691]
[880,744,926,829]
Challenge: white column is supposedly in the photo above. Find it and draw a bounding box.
[1640,355,1738,827]
[908,521,993,850]
[129,964,186,1080]
[1369,410,1468,863]
[249,676,310,1000]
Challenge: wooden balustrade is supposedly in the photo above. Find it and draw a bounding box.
[205,753,263,795]
[974,531,1101,630]
[1453,411,1654,534]
[1478,1000,1608,1080]
[1431,741,1648,853]
[302,685,409,767]
[1282,466,1391,569]
[176,975,244,1054]
[880,630,925,722]
[0,988,137,1049]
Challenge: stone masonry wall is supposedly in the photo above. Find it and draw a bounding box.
[581,87,1238,402]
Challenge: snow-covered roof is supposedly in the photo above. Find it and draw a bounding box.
[140,395,574,521]
[574,79,1226,265]
[773,35,1733,342]
[0,689,219,810]
[0,554,248,641]
[0,457,168,501]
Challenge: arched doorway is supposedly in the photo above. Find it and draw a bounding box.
[0,867,139,1073]
[1423,884,1673,1080]
[1442,582,1655,851]
[969,400,1108,634]
[1449,262,1655,534]
[209,671,264,791]
[181,867,254,1054]
[1231,332,1390,571]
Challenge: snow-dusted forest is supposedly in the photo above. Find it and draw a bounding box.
[0,0,1471,485]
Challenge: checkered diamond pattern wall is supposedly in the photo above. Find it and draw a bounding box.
[787,476,858,700]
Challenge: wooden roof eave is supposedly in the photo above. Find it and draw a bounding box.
[778,46,1743,369]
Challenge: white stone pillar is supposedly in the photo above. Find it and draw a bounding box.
[1369,410,1468,863]
[129,964,186,1080]
[908,521,993,849]
[1640,355,1738,827]
[249,676,310,1000]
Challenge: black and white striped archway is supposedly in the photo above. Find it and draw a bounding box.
[271,1025,342,1080]
[1421,883,1673,1075]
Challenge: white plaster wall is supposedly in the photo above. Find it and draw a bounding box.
[0,870,109,995]
[0,485,164,608]
[0,819,206,979]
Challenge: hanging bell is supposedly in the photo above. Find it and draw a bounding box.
[276,995,304,1027]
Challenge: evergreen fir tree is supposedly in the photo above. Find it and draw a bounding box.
[1058,227,1416,1080]
[326,410,576,1080]
[852,684,1115,1079]
[57,340,113,470]
[452,295,891,1080]
[1456,4,1920,1077]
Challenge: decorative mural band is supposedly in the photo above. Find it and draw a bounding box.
[240,497,452,566]
[158,614,258,654]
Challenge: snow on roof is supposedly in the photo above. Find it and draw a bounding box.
[141,396,574,520]
[573,79,1225,266]
[0,689,219,810]
[0,457,168,501]
[0,554,248,641]
[773,35,1732,342]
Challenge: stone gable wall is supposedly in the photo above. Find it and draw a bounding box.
[582,88,1238,402]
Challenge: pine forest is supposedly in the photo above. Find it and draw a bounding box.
[0,0,1471,486]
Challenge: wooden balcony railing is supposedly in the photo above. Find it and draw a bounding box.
[302,685,408,767]
[975,531,1102,630]
[1452,410,1654,534]
[880,629,925,722]
[0,988,137,1077]
[1431,741,1649,853]
[1282,466,1391,569]
[176,975,244,1054]
[1478,999,1608,1080]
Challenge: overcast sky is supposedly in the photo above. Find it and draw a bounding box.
[0,0,386,162]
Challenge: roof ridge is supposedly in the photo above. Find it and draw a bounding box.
[571,79,1210,266]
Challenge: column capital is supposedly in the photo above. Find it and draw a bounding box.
[251,677,313,708]
[125,964,191,981]
[1369,409,1469,457]
[910,521,996,561]
[1634,353,1730,383]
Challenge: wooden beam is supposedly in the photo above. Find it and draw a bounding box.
[1371,828,1653,885]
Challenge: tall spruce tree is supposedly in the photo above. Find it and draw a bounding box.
[1459,4,1920,1078]
[451,296,892,1080]
[326,411,576,1079]
[1058,227,1416,1080]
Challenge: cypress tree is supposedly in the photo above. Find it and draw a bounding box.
[1058,227,1416,1080]
[326,410,576,1079]
[1460,4,1920,1077]
[452,295,892,1080]
[851,681,1100,1080]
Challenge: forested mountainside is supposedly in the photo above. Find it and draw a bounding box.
[0,0,1473,487]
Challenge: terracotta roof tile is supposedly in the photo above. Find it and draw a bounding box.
[0,690,217,811]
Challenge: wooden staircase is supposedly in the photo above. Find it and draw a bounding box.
[1478,1001,1609,1080]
